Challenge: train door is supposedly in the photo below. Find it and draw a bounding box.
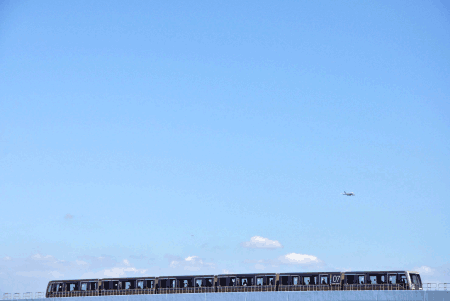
[388,273,397,289]
[170,279,177,289]
[398,273,407,289]
[145,279,154,289]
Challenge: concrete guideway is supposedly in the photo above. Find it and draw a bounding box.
[5,291,450,301]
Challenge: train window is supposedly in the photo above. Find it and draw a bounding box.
[370,274,386,284]
[206,278,213,287]
[320,276,328,284]
[171,280,176,288]
[159,279,167,288]
[81,283,87,291]
[304,277,311,285]
[240,277,252,286]
[399,274,407,284]
[137,281,144,289]
[293,277,298,285]
[181,280,189,288]
[389,275,397,284]
[196,279,202,287]
[268,277,274,285]
[105,281,112,290]
[231,278,236,286]
[47,284,52,293]
[256,277,263,286]
[219,278,226,286]
[346,275,355,284]
[54,283,62,292]
[68,283,78,291]
[358,275,365,284]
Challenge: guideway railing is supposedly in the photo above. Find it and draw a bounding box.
[2,293,43,300]
[3,283,449,299]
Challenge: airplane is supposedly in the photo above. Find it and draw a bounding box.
[342,191,355,196]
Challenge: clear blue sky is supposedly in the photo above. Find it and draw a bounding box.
[1,0,449,294]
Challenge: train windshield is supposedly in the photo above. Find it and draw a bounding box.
[410,274,422,286]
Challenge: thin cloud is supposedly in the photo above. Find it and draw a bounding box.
[0,254,149,294]
[241,236,283,249]
[64,214,74,220]
[129,254,147,260]
[254,263,265,270]
[168,255,215,272]
[102,267,147,278]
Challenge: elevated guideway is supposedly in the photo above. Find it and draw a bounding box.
[5,291,450,301]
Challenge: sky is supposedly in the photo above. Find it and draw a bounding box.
[1,0,450,294]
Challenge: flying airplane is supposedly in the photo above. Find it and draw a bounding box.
[342,191,355,196]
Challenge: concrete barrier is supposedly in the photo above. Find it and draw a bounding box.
[11,291,450,301]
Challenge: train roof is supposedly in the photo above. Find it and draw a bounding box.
[49,278,99,282]
[340,271,409,274]
[49,270,420,283]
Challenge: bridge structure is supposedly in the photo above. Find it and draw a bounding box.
[2,284,450,301]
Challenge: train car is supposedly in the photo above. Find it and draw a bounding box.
[215,273,277,293]
[45,270,422,298]
[278,271,343,291]
[99,276,157,296]
[342,271,422,290]
[46,279,99,298]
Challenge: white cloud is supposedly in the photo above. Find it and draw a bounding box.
[241,236,283,249]
[123,259,130,266]
[3,256,11,261]
[278,253,321,265]
[414,266,435,275]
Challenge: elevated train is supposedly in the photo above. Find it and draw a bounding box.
[46,270,423,298]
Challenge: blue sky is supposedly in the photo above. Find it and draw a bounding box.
[1,0,449,294]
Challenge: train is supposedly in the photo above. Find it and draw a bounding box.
[46,270,423,298]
